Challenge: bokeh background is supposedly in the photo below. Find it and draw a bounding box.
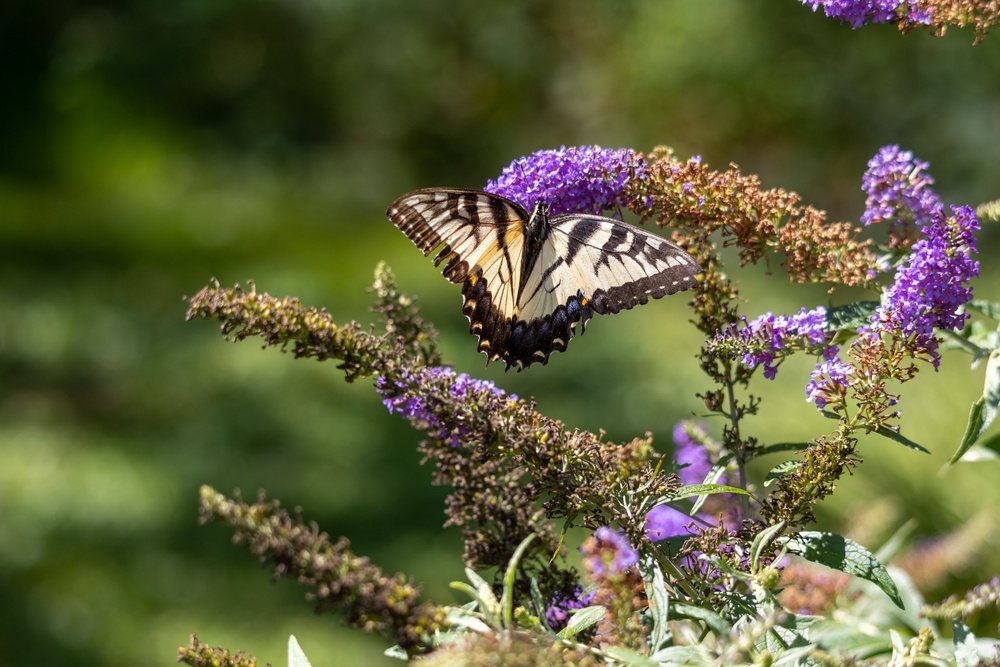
[2,2,999,665]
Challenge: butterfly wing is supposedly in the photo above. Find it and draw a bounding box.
[386,188,529,361]
[504,213,701,368]
[387,189,701,370]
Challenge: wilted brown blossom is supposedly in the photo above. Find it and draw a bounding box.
[922,576,1000,622]
[777,560,854,616]
[197,486,447,655]
[905,0,1000,42]
[178,634,266,667]
[185,262,440,382]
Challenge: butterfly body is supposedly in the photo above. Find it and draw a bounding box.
[387,188,700,370]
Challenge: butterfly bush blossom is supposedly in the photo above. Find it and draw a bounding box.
[645,421,737,541]
[377,366,516,447]
[545,587,596,629]
[861,144,942,249]
[799,0,931,27]
[583,527,639,578]
[859,204,980,370]
[708,306,832,381]
[485,145,647,216]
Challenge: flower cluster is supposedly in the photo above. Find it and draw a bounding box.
[583,526,639,578]
[645,422,739,541]
[861,145,942,249]
[545,586,596,629]
[860,205,980,369]
[709,306,831,380]
[799,0,931,28]
[805,350,854,409]
[376,367,515,447]
[485,145,647,216]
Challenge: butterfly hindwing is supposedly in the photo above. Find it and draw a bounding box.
[386,188,701,370]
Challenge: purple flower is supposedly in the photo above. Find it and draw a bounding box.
[673,421,713,485]
[863,205,980,369]
[861,146,942,252]
[806,350,854,409]
[710,306,831,380]
[799,0,931,28]
[584,527,639,577]
[645,505,694,542]
[485,145,647,216]
[376,367,516,447]
[545,587,596,629]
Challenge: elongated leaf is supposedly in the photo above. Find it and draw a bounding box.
[501,534,536,629]
[951,350,1000,464]
[648,645,703,666]
[639,554,671,652]
[759,442,809,456]
[764,460,801,487]
[826,301,880,332]
[782,532,903,608]
[750,521,785,571]
[690,455,732,516]
[871,424,930,454]
[666,483,753,502]
[668,601,731,636]
[530,577,552,633]
[288,636,313,667]
[602,646,659,666]
[953,620,980,667]
[966,298,1000,321]
[557,605,604,639]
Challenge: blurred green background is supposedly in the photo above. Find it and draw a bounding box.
[2,1,999,665]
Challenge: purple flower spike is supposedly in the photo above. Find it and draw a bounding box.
[806,350,854,409]
[645,505,694,542]
[485,146,647,216]
[709,306,830,380]
[799,1,931,28]
[585,527,639,577]
[863,205,980,369]
[861,146,942,251]
[673,421,713,485]
[545,587,596,629]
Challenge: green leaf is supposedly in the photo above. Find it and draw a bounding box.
[764,460,801,487]
[826,301,880,332]
[530,577,552,633]
[953,620,980,667]
[602,646,659,666]
[557,605,604,639]
[288,636,314,667]
[648,645,704,666]
[750,521,785,572]
[966,298,1000,322]
[500,534,536,629]
[758,442,809,456]
[668,601,731,636]
[781,531,903,608]
[951,350,1000,464]
[639,553,671,652]
[690,454,733,516]
[665,483,753,502]
[870,424,930,454]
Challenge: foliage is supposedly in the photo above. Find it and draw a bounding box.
[184,122,1000,664]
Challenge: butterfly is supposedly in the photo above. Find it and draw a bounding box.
[386,188,701,370]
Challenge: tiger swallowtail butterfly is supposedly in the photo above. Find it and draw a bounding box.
[386,188,700,370]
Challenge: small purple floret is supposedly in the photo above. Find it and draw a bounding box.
[485,145,647,216]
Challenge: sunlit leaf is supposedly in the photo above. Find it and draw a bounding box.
[781,531,903,608]
[951,350,1000,464]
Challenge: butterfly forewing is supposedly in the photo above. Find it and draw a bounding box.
[386,188,701,370]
